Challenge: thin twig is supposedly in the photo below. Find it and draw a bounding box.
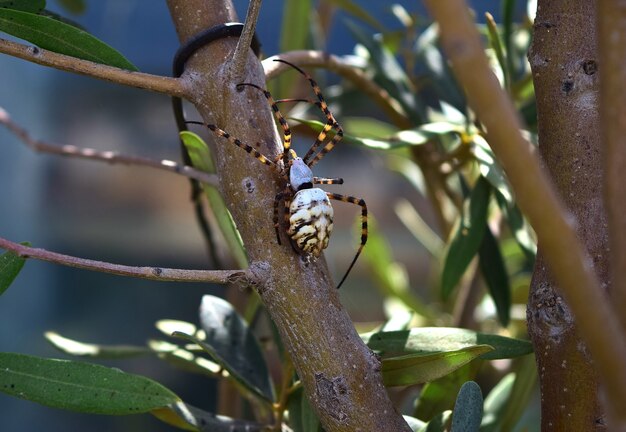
[262,50,411,128]
[424,0,626,416]
[0,107,218,186]
[0,38,188,98]
[0,236,250,283]
[227,0,263,82]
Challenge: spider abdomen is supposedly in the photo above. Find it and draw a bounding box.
[288,188,334,257]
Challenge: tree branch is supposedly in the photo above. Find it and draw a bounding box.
[0,107,218,186]
[227,0,262,82]
[0,38,188,98]
[166,2,411,431]
[0,236,252,284]
[423,0,626,425]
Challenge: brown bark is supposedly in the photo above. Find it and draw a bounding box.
[165,1,411,431]
[528,2,606,430]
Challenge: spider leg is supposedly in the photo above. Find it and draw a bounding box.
[313,177,344,185]
[186,121,280,172]
[273,59,343,168]
[237,83,292,168]
[326,193,368,289]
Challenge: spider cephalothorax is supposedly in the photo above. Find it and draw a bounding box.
[191,59,367,288]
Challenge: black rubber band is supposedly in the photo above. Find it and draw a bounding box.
[172,22,261,78]
[171,23,260,269]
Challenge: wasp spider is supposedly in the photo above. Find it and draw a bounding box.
[190,59,367,289]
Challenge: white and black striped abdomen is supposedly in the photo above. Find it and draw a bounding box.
[288,188,334,257]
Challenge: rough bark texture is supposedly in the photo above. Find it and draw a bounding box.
[165,1,411,431]
[528,2,607,429]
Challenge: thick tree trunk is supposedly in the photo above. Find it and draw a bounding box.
[165,1,411,431]
[528,2,607,429]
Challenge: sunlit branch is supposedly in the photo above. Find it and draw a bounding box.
[0,38,187,98]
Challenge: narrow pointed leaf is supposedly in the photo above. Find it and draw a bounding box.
[153,401,264,432]
[288,387,321,432]
[45,331,151,359]
[381,345,493,386]
[181,131,247,268]
[0,8,137,70]
[0,242,28,296]
[415,362,480,421]
[0,352,179,414]
[0,0,44,13]
[362,327,533,360]
[441,176,491,298]
[197,295,273,401]
[451,381,483,432]
[473,135,512,204]
[325,0,384,31]
[495,191,536,265]
[478,227,511,326]
[346,19,424,122]
[170,297,273,402]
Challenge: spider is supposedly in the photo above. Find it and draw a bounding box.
[189,59,367,289]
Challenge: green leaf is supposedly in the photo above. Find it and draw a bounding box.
[484,12,509,90]
[441,176,491,299]
[148,340,221,378]
[153,401,264,432]
[173,296,273,402]
[451,381,483,432]
[346,19,424,122]
[394,198,444,258]
[381,346,493,387]
[419,411,452,432]
[502,0,516,79]
[294,118,460,151]
[0,352,179,414]
[495,191,536,265]
[279,0,311,96]
[288,387,321,432]
[325,0,384,31]
[180,131,247,268]
[478,227,511,327]
[45,331,151,359]
[362,327,533,360]
[0,0,44,13]
[0,242,28,296]
[0,8,137,70]
[481,355,537,432]
[415,362,480,422]
[472,135,512,204]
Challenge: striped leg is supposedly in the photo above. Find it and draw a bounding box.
[273,59,344,168]
[237,83,292,167]
[186,121,279,172]
[314,177,344,185]
[326,193,368,289]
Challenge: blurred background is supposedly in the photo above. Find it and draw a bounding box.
[0,1,532,430]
